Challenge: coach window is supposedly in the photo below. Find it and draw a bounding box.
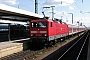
[50,22,52,27]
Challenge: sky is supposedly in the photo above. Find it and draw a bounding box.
[0,0,90,27]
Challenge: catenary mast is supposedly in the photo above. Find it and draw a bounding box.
[35,0,38,14]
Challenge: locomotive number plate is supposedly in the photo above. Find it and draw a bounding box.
[37,31,40,33]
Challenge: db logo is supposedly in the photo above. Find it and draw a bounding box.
[37,31,40,33]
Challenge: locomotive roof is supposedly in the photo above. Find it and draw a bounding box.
[31,19,65,24]
[31,19,51,22]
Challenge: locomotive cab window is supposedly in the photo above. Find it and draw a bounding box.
[31,22,47,28]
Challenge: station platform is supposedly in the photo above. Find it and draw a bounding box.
[0,38,30,58]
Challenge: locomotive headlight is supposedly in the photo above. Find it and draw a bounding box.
[44,34,47,36]
[31,34,33,36]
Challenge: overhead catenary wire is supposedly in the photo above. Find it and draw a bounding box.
[74,0,85,18]
[29,0,34,2]
[74,2,82,14]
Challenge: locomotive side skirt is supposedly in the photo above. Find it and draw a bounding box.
[48,33,68,41]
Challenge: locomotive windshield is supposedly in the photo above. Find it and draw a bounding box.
[31,22,47,28]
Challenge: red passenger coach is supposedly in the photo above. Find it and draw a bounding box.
[30,19,69,47]
[68,24,85,35]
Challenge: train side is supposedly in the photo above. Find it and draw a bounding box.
[47,20,68,41]
[68,24,85,35]
[30,19,85,47]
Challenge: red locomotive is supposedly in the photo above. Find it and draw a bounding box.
[30,18,85,47]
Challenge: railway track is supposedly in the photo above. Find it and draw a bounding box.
[58,31,89,60]
[42,31,89,60]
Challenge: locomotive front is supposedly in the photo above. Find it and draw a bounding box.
[30,20,48,43]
